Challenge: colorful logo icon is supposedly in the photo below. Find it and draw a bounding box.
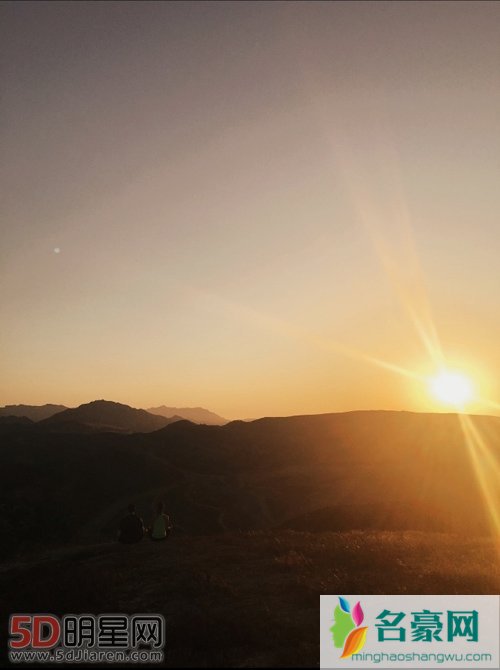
[330,596,368,659]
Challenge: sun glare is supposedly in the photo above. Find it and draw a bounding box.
[428,370,475,408]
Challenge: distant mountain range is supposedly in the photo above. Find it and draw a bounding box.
[0,404,67,421]
[147,405,227,425]
[0,401,226,428]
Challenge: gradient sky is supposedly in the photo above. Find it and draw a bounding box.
[2,1,500,419]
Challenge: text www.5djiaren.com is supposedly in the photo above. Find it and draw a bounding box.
[8,648,164,664]
[8,613,165,664]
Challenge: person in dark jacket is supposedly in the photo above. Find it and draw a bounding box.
[118,503,144,544]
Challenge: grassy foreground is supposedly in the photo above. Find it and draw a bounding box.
[0,530,498,667]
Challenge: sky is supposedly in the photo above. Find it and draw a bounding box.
[1,1,500,420]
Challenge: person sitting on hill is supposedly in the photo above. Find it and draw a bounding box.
[150,501,172,541]
[118,503,144,544]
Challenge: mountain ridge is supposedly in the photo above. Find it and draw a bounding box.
[0,402,227,426]
[40,400,180,434]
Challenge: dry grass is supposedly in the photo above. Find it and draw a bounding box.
[0,530,498,667]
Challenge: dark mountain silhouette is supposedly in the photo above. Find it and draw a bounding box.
[147,405,227,425]
[0,402,226,425]
[1,409,499,560]
[40,400,182,434]
[0,403,67,421]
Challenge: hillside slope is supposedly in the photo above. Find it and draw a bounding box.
[1,410,499,559]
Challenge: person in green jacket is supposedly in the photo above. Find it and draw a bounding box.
[150,500,171,541]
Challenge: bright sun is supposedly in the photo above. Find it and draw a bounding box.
[428,370,475,408]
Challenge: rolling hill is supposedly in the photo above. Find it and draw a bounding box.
[0,409,499,559]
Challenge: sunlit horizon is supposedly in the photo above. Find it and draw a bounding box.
[2,2,500,422]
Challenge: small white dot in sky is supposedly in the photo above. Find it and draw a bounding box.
[53,247,61,254]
